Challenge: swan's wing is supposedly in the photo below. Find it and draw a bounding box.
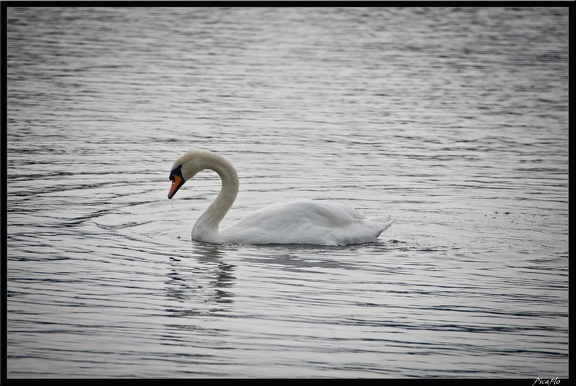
[220,200,392,245]
[229,200,359,228]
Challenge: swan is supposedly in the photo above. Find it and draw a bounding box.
[168,149,393,245]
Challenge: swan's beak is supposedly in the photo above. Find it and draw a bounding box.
[168,174,184,199]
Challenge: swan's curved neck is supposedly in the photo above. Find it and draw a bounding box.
[192,155,239,242]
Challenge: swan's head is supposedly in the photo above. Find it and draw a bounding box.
[167,150,205,199]
[168,149,229,199]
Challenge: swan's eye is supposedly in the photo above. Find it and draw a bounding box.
[169,165,183,181]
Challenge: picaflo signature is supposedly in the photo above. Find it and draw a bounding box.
[532,377,560,386]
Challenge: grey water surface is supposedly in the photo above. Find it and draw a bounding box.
[6,7,568,378]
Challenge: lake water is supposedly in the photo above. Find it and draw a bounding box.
[6,6,568,378]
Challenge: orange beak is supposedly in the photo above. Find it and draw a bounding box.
[168,174,184,199]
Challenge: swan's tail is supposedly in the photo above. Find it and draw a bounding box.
[376,215,394,234]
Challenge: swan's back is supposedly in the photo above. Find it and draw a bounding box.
[220,199,393,245]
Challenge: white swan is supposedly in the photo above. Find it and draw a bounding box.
[168,149,393,245]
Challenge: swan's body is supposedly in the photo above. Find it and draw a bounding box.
[168,149,393,246]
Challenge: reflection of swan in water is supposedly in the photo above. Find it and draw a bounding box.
[165,243,235,307]
[168,149,393,246]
